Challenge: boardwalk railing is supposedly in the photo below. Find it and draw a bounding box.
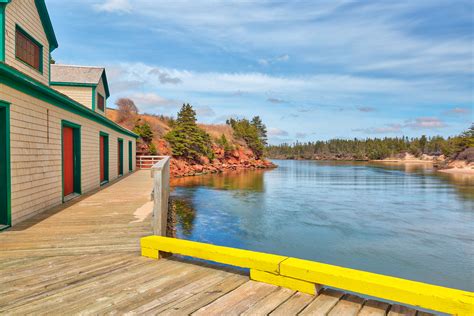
[137,155,167,169]
[150,156,170,236]
[141,236,474,315]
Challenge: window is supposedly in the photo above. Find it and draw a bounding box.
[97,94,105,112]
[15,27,42,72]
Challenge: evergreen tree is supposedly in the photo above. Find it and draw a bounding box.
[227,117,265,158]
[266,127,473,161]
[251,116,268,146]
[216,134,234,155]
[165,104,214,160]
[133,120,153,143]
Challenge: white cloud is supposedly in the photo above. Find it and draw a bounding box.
[268,128,289,136]
[354,117,448,134]
[105,62,471,105]
[404,117,447,129]
[353,124,402,134]
[127,93,179,113]
[258,54,290,66]
[93,0,131,13]
[445,107,472,115]
[98,1,472,77]
[267,97,286,104]
[195,105,216,117]
[357,106,376,112]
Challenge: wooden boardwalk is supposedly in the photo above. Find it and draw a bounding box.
[0,171,430,315]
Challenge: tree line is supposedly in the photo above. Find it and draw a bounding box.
[266,126,474,161]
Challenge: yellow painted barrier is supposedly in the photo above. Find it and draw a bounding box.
[280,258,474,316]
[141,235,286,273]
[141,236,474,316]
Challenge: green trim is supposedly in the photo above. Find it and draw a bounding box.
[118,138,123,176]
[48,53,51,83]
[0,62,138,138]
[128,140,133,172]
[92,86,96,111]
[100,132,109,185]
[100,70,110,98]
[0,100,11,227]
[50,73,110,99]
[34,0,58,52]
[50,81,96,87]
[0,4,5,62]
[15,24,43,74]
[61,120,82,201]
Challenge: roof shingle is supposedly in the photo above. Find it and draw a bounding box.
[50,64,104,85]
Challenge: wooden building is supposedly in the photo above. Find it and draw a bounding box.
[0,0,138,229]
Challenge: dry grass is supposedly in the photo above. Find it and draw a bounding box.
[199,124,236,142]
[108,108,244,147]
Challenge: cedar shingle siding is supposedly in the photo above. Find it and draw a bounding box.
[0,0,137,226]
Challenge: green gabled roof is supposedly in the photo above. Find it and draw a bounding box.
[34,0,58,51]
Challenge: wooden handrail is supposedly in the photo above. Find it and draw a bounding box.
[150,156,170,236]
[137,155,168,169]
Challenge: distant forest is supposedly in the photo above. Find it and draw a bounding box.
[265,125,474,161]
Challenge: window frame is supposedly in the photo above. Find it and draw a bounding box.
[97,93,105,112]
[15,25,43,74]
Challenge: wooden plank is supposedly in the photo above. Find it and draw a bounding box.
[126,270,228,314]
[328,294,365,316]
[192,281,278,315]
[250,269,317,295]
[299,288,344,316]
[71,260,196,314]
[280,258,474,315]
[388,304,417,316]
[358,299,390,316]
[241,287,295,316]
[159,274,247,315]
[43,259,182,314]
[0,258,152,314]
[141,236,287,274]
[269,291,315,316]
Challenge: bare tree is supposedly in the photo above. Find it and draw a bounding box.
[116,98,139,122]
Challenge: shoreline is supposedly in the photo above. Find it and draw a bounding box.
[370,159,434,164]
[437,167,474,175]
[269,157,474,176]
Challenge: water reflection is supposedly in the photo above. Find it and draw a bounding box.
[171,169,266,192]
[173,199,196,236]
[171,160,474,291]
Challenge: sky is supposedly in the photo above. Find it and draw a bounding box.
[47,0,473,144]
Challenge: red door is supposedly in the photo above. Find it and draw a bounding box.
[63,127,74,196]
[100,135,105,182]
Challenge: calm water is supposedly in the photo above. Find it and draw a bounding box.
[170,160,474,291]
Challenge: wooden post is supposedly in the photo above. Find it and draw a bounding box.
[150,156,170,236]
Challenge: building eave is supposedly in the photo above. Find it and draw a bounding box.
[34,0,58,52]
[0,62,138,138]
